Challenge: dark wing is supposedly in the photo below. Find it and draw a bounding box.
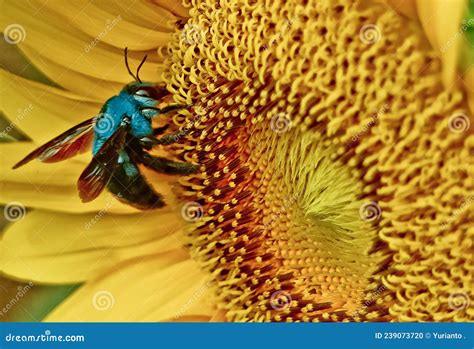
[12,118,95,169]
[77,124,128,203]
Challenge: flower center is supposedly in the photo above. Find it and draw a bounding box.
[160,0,471,322]
[166,80,388,321]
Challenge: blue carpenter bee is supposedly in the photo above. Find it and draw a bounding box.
[13,48,198,210]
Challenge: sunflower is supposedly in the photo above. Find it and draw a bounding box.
[1,0,215,322]
[1,0,473,323]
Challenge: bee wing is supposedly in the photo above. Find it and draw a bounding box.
[77,124,128,203]
[12,117,96,169]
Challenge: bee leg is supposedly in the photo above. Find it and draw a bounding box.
[156,132,181,145]
[139,137,159,150]
[153,125,170,135]
[140,122,193,149]
[139,136,175,149]
[139,153,199,175]
[139,129,187,148]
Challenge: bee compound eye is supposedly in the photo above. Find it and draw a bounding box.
[135,89,150,97]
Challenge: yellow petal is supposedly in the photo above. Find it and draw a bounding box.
[1,208,186,283]
[19,45,123,102]
[1,1,164,83]
[42,1,175,50]
[417,0,465,86]
[1,69,101,142]
[150,0,189,18]
[166,315,212,322]
[44,257,215,321]
[209,309,228,322]
[464,66,474,114]
[23,0,179,31]
[99,0,178,32]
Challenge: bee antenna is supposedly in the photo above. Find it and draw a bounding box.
[124,47,138,81]
[136,54,148,83]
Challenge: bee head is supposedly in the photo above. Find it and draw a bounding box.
[123,82,169,102]
[122,48,169,103]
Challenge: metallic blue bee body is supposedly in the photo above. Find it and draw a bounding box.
[93,84,158,154]
[13,48,197,210]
